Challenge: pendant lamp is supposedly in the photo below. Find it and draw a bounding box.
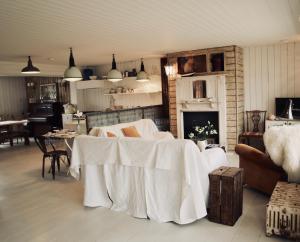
[63,48,82,82]
[21,56,40,74]
[107,54,123,82]
[136,58,149,82]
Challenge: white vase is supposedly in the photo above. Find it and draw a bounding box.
[197,140,208,152]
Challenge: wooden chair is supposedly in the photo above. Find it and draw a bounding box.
[10,124,30,146]
[0,126,9,145]
[34,136,70,180]
[239,110,267,146]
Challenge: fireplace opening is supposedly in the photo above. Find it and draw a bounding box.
[183,111,219,144]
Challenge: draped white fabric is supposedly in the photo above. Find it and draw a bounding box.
[70,119,227,224]
[70,135,227,224]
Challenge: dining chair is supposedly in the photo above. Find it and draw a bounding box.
[238,110,267,147]
[34,136,70,180]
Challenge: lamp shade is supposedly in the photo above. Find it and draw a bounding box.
[107,54,122,82]
[63,48,82,82]
[136,59,149,82]
[21,56,40,74]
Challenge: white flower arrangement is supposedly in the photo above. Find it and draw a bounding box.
[74,110,83,118]
[188,121,218,141]
[74,110,83,125]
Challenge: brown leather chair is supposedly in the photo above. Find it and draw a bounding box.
[235,144,287,195]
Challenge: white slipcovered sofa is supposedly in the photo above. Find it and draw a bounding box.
[70,119,227,224]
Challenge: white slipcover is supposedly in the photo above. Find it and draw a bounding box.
[70,119,227,224]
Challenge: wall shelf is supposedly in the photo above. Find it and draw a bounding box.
[104,91,162,96]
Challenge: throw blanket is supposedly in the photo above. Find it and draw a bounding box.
[264,125,300,182]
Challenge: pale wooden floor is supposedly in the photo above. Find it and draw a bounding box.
[0,143,287,242]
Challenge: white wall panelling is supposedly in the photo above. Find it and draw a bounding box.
[0,77,27,117]
[76,88,111,112]
[244,42,300,115]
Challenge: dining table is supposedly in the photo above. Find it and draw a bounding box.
[0,119,29,127]
[43,130,78,173]
[43,130,78,151]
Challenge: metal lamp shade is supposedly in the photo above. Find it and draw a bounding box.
[64,66,83,82]
[107,69,123,82]
[63,48,82,82]
[21,56,40,74]
[107,54,122,82]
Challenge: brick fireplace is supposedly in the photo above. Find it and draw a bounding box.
[166,46,244,151]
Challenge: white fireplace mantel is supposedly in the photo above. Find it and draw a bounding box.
[176,75,227,148]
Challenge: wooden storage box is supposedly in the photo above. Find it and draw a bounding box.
[266,182,300,239]
[208,166,243,226]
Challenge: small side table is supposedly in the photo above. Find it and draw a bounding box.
[208,166,243,226]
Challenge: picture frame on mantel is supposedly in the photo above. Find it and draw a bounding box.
[192,80,207,99]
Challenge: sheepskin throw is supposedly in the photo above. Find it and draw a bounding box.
[264,125,300,182]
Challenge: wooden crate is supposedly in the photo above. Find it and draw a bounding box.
[208,166,243,226]
[266,182,300,239]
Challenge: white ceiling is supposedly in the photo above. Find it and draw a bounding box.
[0,0,299,67]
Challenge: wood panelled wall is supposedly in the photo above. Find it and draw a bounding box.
[25,76,70,104]
[167,46,244,151]
[0,77,27,117]
[244,42,300,115]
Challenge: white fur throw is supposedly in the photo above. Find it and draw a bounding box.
[263,125,300,182]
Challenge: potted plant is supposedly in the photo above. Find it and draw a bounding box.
[188,121,218,151]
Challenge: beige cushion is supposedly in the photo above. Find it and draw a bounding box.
[107,131,116,137]
[121,126,141,137]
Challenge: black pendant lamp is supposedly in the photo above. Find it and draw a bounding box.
[21,56,40,74]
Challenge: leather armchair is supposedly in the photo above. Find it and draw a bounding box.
[235,144,287,195]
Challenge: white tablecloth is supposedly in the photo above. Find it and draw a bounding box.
[70,136,227,224]
[0,119,28,126]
